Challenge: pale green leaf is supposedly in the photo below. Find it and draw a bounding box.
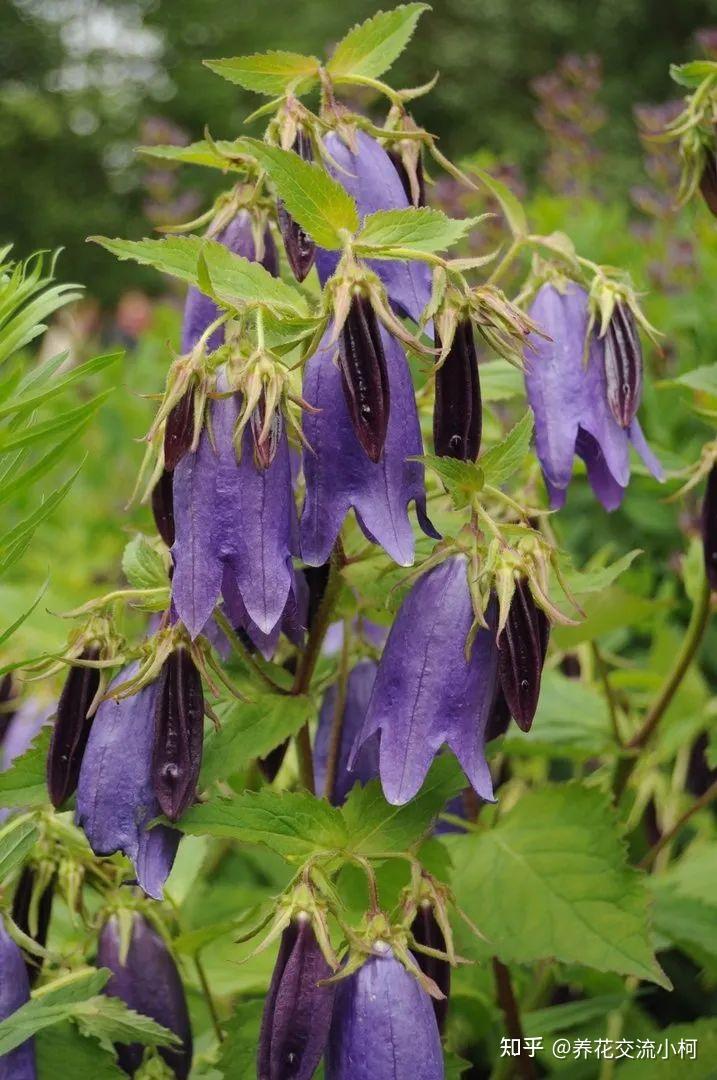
[0,725,52,807]
[467,164,528,238]
[617,1019,717,1077]
[36,1022,125,1080]
[479,410,533,486]
[416,453,484,508]
[204,51,320,96]
[180,789,348,860]
[355,208,477,255]
[0,816,40,882]
[448,783,669,987]
[342,754,465,855]
[121,535,168,591]
[502,671,614,759]
[327,4,430,80]
[479,359,523,402]
[559,549,642,597]
[74,996,180,1055]
[670,363,717,396]
[669,60,717,89]
[138,139,249,172]
[215,999,264,1078]
[239,139,359,248]
[91,236,306,314]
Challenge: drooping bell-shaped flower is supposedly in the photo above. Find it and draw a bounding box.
[325,943,443,1080]
[47,648,101,809]
[703,464,717,592]
[301,325,437,567]
[258,917,335,1080]
[0,915,36,1079]
[220,562,307,661]
[171,372,297,638]
[352,556,498,806]
[98,911,192,1079]
[316,130,431,324]
[313,661,380,805]
[181,210,278,353]
[76,666,180,900]
[338,293,391,463]
[524,282,663,510]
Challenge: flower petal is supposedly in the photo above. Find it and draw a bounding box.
[629,417,665,481]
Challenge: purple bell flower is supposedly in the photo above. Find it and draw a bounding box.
[0,915,36,1080]
[98,911,192,1078]
[301,325,437,567]
[75,666,180,900]
[181,210,278,352]
[313,661,380,805]
[258,917,335,1080]
[220,562,307,661]
[316,130,431,324]
[171,374,297,638]
[325,943,443,1080]
[524,282,663,511]
[351,556,498,806]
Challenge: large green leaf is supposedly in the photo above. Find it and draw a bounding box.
[616,1019,717,1078]
[138,139,250,172]
[0,725,52,807]
[204,51,320,96]
[239,139,359,249]
[91,236,307,314]
[356,208,477,256]
[447,783,668,987]
[0,816,40,883]
[479,410,533,487]
[200,694,315,786]
[501,671,614,759]
[327,5,430,80]
[36,1023,125,1080]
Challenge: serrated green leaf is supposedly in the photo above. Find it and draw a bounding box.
[669,60,717,90]
[466,163,528,238]
[342,754,465,855]
[480,359,523,402]
[215,999,264,1079]
[327,4,429,80]
[200,694,314,786]
[448,783,669,987]
[204,51,320,96]
[74,996,180,1055]
[0,725,52,807]
[355,208,477,255]
[239,139,359,249]
[650,886,717,975]
[0,816,39,882]
[37,969,109,1007]
[479,410,533,486]
[417,453,484,508]
[91,236,307,315]
[121,535,167,591]
[180,789,348,860]
[138,139,249,172]
[36,1022,125,1080]
[54,1035,128,1080]
[617,1018,717,1078]
[559,549,642,597]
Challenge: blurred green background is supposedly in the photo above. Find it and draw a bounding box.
[2,0,717,300]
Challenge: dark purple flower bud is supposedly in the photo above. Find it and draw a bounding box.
[164,389,195,472]
[301,326,437,568]
[387,148,426,208]
[0,916,36,1079]
[700,149,717,217]
[11,866,55,986]
[313,661,380,805]
[316,131,431,324]
[181,210,278,353]
[352,556,498,805]
[76,666,180,900]
[278,130,316,283]
[484,685,512,742]
[339,295,391,464]
[152,468,175,548]
[433,320,482,461]
[326,945,443,1080]
[151,648,204,822]
[302,563,331,631]
[258,918,334,1080]
[47,648,101,809]
[524,282,662,510]
[411,905,450,1032]
[603,302,643,429]
[702,463,717,592]
[498,580,549,733]
[98,912,192,1078]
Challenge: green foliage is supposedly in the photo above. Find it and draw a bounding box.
[326,5,430,80]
